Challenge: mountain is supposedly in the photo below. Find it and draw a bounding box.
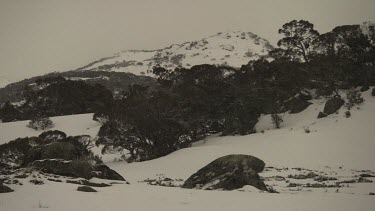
[75,31,274,76]
[0,31,273,104]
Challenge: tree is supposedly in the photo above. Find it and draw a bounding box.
[278,20,319,62]
[27,116,54,131]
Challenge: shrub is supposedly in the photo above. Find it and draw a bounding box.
[271,113,283,129]
[27,117,54,130]
[345,89,364,110]
[344,111,351,118]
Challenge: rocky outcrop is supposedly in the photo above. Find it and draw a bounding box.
[32,159,92,179]
[182,154,268,191]
[26,142,78,164]
[31,159,127,182]
[318,96,344,118]
[77,186,97,192]
[91,165,126,181]
[286,95,312,114]
[0,181,14,193]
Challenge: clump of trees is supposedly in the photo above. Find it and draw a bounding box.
[0,130,100,168]
[0,76,113,122]
[94,20,375,162]
[27,116,54,130]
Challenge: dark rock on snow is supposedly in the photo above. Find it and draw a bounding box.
[372,88,375,96]
[182,154,268,191]
[317,112,328,119]
[67,179,111,187]
[31,159,126,181]
[324,97,344,115]
[318,96,344,118]
[26,142,78,164]
[32,159,93,179]
[0,181,14,193]
[286,96,312,114]
[91,164,126,181]
[77,186,97,192]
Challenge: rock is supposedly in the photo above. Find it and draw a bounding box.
[67,179,111,187]
[32,159,92,179]
[91,165,126,181]
[0,182,14,193]
[372,88,375,96]
[360,86,369,92]
[286,97,312,114]
[318,96,345,118]
[31,159,126,181]
[25,142,78,165]
[317,112,328,119]
[77,186,97,192]
[182,154,268,191]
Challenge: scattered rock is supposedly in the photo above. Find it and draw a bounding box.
[29,179,44,185]
[288,172,318,180]
[91,165,126,181]
[317,112,328,119]
[67,179,111,187]
[77,186,97,192]
[182,154,268,191]
[372,88,375,96]
[47,178,62,182]
[0,182,14,193]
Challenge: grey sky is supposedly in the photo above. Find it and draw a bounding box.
[0,0,374,83]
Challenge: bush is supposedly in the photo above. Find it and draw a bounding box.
[27,117,54,130]
[345,89,364,110]
[271,113,283,129]
[345,111,351,118]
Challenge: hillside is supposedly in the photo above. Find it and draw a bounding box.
[75,31,274,76]
[0,89,374,210]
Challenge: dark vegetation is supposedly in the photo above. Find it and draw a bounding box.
[0,130,100,168]
[96,20,375,162]
[1,20,374,162]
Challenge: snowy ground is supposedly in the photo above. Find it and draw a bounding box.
[1,89,375,210]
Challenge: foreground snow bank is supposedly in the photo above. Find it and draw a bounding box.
[0,181,374,211]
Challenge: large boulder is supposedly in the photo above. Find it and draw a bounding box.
[91,164,126,181]
[77,186,97,192]
[286,97,312,114]
[0,181,14,193]
[31,159,126,181]
[318,96,344,118]
[182,154,268,191]
[31,159,93,179]
[25,142,78,165]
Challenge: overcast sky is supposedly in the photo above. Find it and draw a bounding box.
[1,0,375,83]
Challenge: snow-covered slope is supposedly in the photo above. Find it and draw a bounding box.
[1,89,375,211]
[78,31,274,76]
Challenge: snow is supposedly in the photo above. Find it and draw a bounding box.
[1,89,375,210]
[80,31,274,77]
[0,113,100,144]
